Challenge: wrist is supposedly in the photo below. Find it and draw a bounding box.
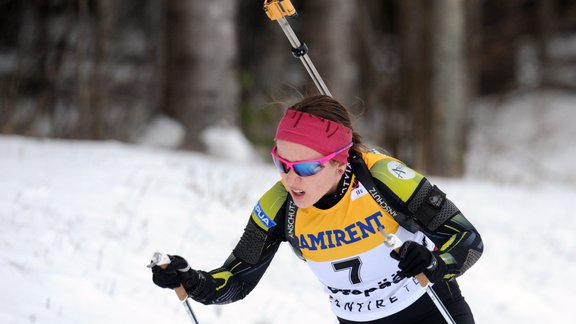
[426,254,438,271]
[181,270,199,291]
[183,270,207,297]
[424,253,446,283]
[185,270,218,303]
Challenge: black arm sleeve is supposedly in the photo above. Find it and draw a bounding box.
[424,212,484,281]
[187,218,283,305]
[375,177,484,281]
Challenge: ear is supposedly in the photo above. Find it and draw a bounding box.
[330,160,346,175]
[335,162,347,174]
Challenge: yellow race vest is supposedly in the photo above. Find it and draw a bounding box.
[254,151,436,321]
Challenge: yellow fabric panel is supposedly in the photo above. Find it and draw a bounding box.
[251,181,288,231]
[212,270,233,291]
[364,152,424,202]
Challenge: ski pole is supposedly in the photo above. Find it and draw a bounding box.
[148,252,200,324]
[263,0,332,97]
[378,227,456,324]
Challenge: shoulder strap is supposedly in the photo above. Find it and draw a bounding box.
[284,196,305,260]
[349,151,421,233]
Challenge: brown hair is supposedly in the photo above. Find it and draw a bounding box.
[288,95,369,153]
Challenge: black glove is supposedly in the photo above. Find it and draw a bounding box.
[151,255,200,290]
[390,241,445,282]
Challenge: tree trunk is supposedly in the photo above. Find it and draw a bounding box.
[430,0,468,176]
[399,0,433,172]
[164,0,239,151]
[537,0,553,88]
[236,0,290,147]
[302,0,358,106]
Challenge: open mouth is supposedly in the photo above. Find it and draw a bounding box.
[291,189,305,197]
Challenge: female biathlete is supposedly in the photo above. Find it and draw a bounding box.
[151,95,483,323]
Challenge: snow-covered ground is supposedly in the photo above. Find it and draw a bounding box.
[1,90,575,323]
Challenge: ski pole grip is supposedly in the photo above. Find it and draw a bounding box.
[174,286,189,301]
[415,273,430,287]
[389,247,430,287]
[380,229,430,287]
[391,247,430,287]
[159,264,189,301]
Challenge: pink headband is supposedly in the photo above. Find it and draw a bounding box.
[274,110,353,163]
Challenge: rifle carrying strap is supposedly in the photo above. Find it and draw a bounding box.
[284,197,305,260]
[348,151,421,233]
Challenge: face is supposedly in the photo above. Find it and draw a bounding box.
[275,140,346,208]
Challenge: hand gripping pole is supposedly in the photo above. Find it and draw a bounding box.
[148,252,200,324]
[263,0,332,97]
[378,227,456,324]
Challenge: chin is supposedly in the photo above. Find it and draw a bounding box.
[291,194,318,208]
[294,201,312,208]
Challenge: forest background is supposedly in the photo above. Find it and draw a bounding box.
[1,0,576,176]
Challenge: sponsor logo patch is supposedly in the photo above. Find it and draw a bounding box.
[427,194,444,208]
[253,202,277,229]
[387,161,416,180]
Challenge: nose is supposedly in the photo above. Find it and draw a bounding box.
[282,168,301,186]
